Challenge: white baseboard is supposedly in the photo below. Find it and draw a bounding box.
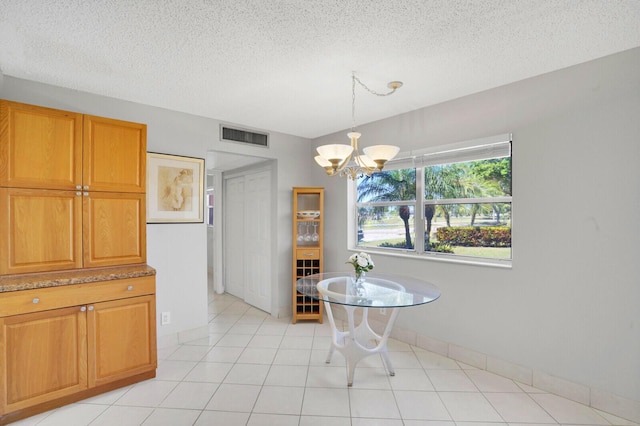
[157,325,208,349]
[410,327,640,423]
[332,309,640,423]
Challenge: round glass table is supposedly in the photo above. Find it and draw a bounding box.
[296,272,440,386]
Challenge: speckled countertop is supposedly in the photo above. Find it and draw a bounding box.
[0,264,156,293]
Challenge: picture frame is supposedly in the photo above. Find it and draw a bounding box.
[146,152,204,223]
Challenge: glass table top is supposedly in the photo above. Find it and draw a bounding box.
[296,272,440,308]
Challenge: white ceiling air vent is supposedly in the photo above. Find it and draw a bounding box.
[220,125,269,148]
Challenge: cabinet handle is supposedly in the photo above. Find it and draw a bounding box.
[76,185,82,190]
[88,306,94,311]
[32,297,40,304]
[83,192,89,196]
[80,306,86,312]
[127,285,134,291]
[305,253,313,257]
[76,191,82,196]
[83,185,89,190]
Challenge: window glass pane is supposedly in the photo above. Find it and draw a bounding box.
[357,169,416,202]
[351,137,512,265]
[424,202,511,259]
[206,192,214,226]
[357,205,415,250]
[424,158,511,200]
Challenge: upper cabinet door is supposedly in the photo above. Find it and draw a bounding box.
[0,100,83,190]
[83,115,146,193]
[82,191,146,268]
[0,188,83,275]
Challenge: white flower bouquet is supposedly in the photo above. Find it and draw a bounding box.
[347,252,374,281]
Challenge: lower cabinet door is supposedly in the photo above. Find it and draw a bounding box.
[87,295,157,387]
[0,307,88,413]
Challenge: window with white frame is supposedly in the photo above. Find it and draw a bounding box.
[352,135,512,265]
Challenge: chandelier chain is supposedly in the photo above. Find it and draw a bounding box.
[353,74,398,97]
[352,75,356,131]
[314,72,401,180]
[351,73,399,131]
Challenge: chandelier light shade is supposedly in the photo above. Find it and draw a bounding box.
[315,73,402,180]
[362,145,401,169]
[316,143,354,168]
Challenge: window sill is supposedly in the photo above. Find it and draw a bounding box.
[349,246,512,269]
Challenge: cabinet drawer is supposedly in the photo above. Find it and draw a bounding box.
[296,249,319,260]
[0,276,155,317]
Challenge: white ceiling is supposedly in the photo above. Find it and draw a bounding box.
[1,1,639,140]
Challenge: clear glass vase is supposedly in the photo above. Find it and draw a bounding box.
[351,271,366,299]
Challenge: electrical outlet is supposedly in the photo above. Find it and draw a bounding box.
[380,308,387,316]
[161,311,171,325]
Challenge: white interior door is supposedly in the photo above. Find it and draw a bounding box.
[223,168,272,313]
[243,170,271,312]
[224,176,245,299]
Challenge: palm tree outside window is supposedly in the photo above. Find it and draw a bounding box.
[353,135,512,264]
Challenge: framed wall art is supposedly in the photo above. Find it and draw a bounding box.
[147,152,204,223]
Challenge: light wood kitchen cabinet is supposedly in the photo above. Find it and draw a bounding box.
[0,306,88,414]
[292,187,324,323]
[89,295,156,387]
[0,187,146,275]
[0,100,82,190]
[0,100,147,275]
[0,188,83,274]
[83,115,146,193]
[83,191,146,269]
[0,272,156,424]
[0,99,155,423]
[0,101,145,193]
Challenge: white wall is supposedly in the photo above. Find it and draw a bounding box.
[0,76,312,344]
[313,47,640,404]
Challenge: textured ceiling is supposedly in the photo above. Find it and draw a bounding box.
[1,1,639,139]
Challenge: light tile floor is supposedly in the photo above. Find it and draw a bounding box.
[12,292,638,426]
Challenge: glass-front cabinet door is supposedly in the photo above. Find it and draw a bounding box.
[292,187,324,323]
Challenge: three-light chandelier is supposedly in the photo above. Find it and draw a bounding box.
[314,72,402,180]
